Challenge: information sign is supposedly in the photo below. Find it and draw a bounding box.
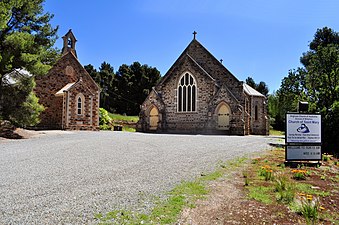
[286,145,322,161]
[286,114,321,143]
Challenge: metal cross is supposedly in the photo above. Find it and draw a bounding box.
[193,31,197,39]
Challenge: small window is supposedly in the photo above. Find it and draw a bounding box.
[77,96,82,115]
[255,105,258,121]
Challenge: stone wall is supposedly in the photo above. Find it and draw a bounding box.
[65,81,99,131]
[137,38,268,135]
[35,52,99,130]
[157,56,216,132]
[248,95,268,135]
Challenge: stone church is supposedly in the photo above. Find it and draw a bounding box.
[35,30,100,130]
[137,33,268,135]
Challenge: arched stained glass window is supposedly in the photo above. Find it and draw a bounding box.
[177,72,196,112]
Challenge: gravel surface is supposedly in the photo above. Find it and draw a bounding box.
[0,131,276,224]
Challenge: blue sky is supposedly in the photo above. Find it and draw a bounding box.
[44,0,339,93]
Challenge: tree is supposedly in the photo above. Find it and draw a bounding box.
[245,76,269,97]
[301,28,339,153]
[85,61,161,115]
[0,0,58,126]
[272,27,339,153]
[270,68,307,130]
[85,62,116,112]
[115,62,161,115]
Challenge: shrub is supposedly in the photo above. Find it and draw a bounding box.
[259,165,274,181]
[291,193,324,225]
[99,108,112,130]
[292,169,307,180]
[275,175,295,204]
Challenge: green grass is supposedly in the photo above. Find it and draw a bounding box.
[96,180,210,225]
[247,186,274,204]
[122,126,136,132]
[294,183,330,197]
[108,113,139,122]
[95,157,248,224]
[269,129,285,136]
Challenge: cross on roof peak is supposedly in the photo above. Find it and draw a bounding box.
[193,31,197,40]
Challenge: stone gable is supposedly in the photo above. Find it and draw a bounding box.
[137,35,268,135]
[34,30,100,131]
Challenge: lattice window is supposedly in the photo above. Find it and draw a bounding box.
[177,72,196,112]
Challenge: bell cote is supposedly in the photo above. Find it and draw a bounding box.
[62,29,77,57]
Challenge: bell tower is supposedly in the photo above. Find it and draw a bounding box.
[62,29,77,57]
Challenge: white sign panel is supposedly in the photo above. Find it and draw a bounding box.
[286,114,321,143]
[286,145,321,160]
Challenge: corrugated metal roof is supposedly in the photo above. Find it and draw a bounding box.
[243,83,265,97]
[3,68,32,85]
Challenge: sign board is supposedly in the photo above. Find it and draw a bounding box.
[286,114,321,143]
[286,145,322,161]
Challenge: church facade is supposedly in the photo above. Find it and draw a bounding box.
[35,30,100,130]
[137,34,268,135]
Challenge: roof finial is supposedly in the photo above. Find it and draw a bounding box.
[220,59,223,64]
[193,31,197,40]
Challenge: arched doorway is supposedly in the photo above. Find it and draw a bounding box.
[217,104,231,130]
[149,106,159,130]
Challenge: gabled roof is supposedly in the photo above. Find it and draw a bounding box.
[158,38,240,86]
[60,51,100,91]
[62,29,77,42]
[55,82,75,96]
[209,83,240,105]
[243,83,265,97]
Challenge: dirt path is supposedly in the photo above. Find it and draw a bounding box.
[177,150,339,225]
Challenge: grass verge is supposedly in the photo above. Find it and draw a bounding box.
[245,147,338,224]
[108,113,139,123]
[95,156,248,224]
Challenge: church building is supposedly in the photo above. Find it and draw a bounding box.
[137,33,268,135]
[35,30,100,130]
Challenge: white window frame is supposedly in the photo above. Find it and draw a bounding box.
[76,93,85,115]
[177,72,197,112]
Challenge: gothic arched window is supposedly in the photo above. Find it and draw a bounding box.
[177,72,196,112]
[76,94,84,115]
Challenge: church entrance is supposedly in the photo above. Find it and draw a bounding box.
[217,104,230,130]
[149,106,159,130]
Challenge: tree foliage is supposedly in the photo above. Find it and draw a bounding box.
[85,61,161,115]
[0,0,58,126]
[245,76,269,97]
[271,27,339,153]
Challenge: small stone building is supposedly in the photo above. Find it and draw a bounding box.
[35,30,100,130]
[137,34,268,135]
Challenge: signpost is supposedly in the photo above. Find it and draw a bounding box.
[285,113,322,161]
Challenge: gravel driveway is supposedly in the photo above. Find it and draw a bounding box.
[0,131,276,224]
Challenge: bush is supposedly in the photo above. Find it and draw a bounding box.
[99,108,112,130]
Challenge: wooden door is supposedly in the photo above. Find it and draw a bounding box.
[149,107,159,130]
[217,104,230,130]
